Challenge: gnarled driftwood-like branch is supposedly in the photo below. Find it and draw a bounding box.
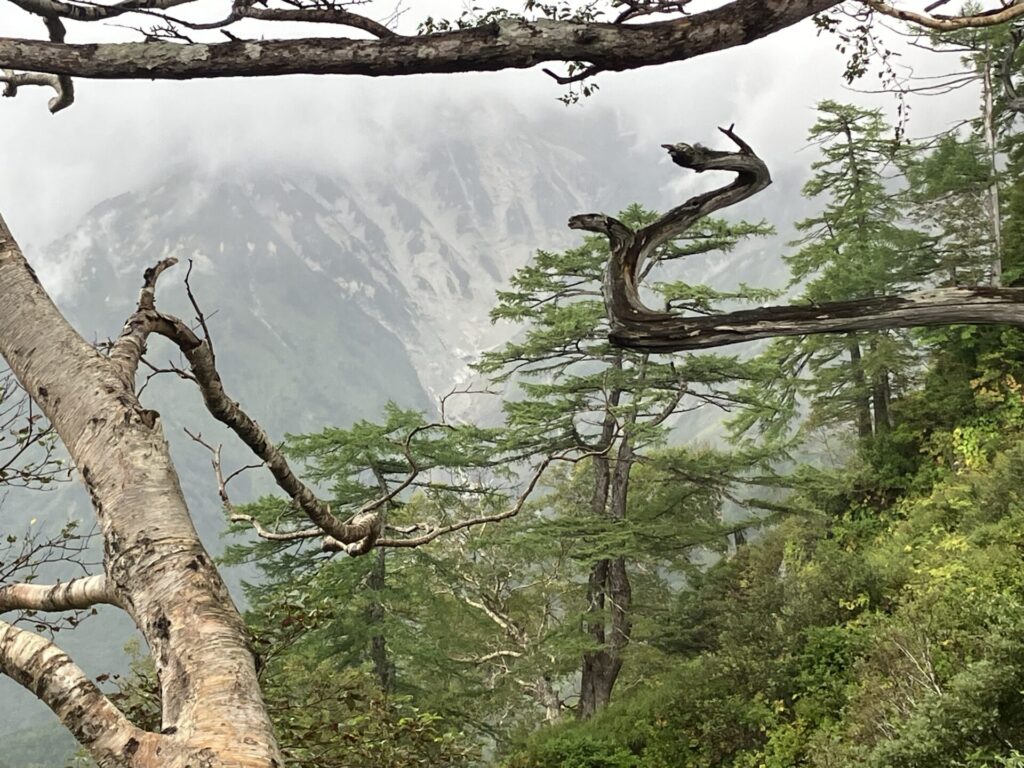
[580,131,1024,353]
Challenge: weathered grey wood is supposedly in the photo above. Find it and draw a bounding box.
[0,1,836,81]
[571,135,1024,354]
[609,287,1024,352]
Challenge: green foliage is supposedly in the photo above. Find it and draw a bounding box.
[507,84,1024,765]
[108,639,478,768]
[265,660,478,768]
[906,132,996,287]
[734,101,931,442]
[509,351,1024,767]
[1001,132,1024,284]
[219,201,775,753]
[505,730,639,768]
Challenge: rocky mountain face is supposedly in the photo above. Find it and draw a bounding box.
[0,105,682,758]
[45,106,669,410]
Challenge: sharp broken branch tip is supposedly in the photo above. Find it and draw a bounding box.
[718,124,754,154]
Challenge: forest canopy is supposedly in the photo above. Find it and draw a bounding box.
[6,3,1024,768]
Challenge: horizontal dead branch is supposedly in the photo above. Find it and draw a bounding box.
[0,0,837,85]
[611,287,1024,352]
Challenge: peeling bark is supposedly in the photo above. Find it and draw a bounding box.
[0,619,165,766]
[0,574,121,612]
[0,216,282,766]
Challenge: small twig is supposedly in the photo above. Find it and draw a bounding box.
[184,427,262,518]
[184,259,215,365]
[227,513,324,542]
[136,356,194,396]
[541,64,602,85]
[438,384,495,423]
[364,449,591,551]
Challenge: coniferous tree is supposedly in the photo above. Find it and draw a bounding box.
[906,133,996,287]
[476,203,773,718]
[735,101,928,442]
[224,405,507,698]
[217,205,776,743]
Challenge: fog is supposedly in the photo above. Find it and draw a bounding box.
[0,3,980,259]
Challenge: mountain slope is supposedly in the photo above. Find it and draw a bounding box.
[0,105,677,758]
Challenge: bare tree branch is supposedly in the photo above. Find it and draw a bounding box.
[238,6,397,37]
[1,3,74,110]
[0,573,122,613]
[113,258,381,549]
[579,134,1024,353]
[354,452,563,551]
[110,256,178,379]
[0,67,71,112]
[0,0,837,96]
[861,0,1024,31]
[7,0,194,23]
[450,649,524,664]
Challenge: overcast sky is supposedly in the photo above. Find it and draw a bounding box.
[0,2,980,255]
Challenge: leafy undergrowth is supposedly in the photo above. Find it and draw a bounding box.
[507,342,1024,768]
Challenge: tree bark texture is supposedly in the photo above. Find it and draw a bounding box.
[0,215,282,767]
[0,1,838,82]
